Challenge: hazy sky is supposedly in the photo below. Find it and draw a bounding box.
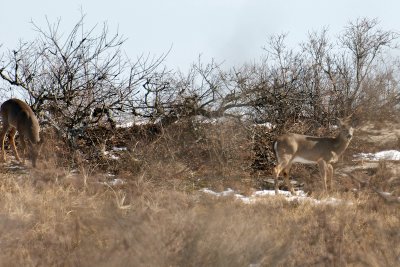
[1,0,399,71]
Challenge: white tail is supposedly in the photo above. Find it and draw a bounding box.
[273,118,354,195]
[0,98,42,167]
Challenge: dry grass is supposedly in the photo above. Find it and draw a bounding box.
[0,119,399,266]
[0,167,398,266]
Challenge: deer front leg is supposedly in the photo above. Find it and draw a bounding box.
[0,126,9,162]
[318,159,328,192]
[283,163,296,195]
[9,128,21,162]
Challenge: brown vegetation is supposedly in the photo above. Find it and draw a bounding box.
[0,158,398,266]
[0,113,399,266]
[0,16,399,266]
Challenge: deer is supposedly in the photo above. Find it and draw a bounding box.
[273,117,354,195]
[0,98,43,167]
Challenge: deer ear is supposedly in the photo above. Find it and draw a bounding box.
[337,118,344,126]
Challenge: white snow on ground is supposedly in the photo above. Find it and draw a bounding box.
[192,115,231,124]
[103,150,120,160]
[200,188,351,205]
[255,122,275,129]
[103,174,127,186]
[102,178,126,186]
[354,150,400,161]
[112,147,128,152]
[116,121,135,128]
[116,117,150,128]
[109,154,120,160]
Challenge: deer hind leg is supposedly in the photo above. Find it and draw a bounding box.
[9,128,21,162]
[318,159,328,192]
[326,164,334,191]
[0,125,10,162]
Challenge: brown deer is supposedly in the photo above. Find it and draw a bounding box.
[0,98,42,167]
[273,118,354,195]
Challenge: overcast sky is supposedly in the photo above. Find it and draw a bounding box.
[1,0,399,71]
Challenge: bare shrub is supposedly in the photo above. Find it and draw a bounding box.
[0,15,167,146]
[118,118,254,190]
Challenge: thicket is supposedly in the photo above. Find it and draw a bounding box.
[0,16,399,175]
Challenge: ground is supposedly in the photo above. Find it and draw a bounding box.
[0,120,398,266]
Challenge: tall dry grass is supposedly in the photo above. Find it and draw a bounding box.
[0,167,398,266]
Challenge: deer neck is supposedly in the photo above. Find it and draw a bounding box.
[333,134,351,156]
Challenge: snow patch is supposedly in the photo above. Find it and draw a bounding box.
[255,122,275,129]
[112,147,128,152]
[354,150,400,161]
[103,178,126,186]
[116,121,135,128]
[200,188,351,206]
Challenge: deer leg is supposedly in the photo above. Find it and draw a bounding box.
[0,125,9,162]
[19,137,27,164]
[273,164,283,195]
[9,128,21,162]
[274,157,292,195]
[326,164,334,191]
[283,163,296,195]
[318,160,328,192]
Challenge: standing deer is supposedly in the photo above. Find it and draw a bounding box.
[273,118,354,195]
[0,98,42,167]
